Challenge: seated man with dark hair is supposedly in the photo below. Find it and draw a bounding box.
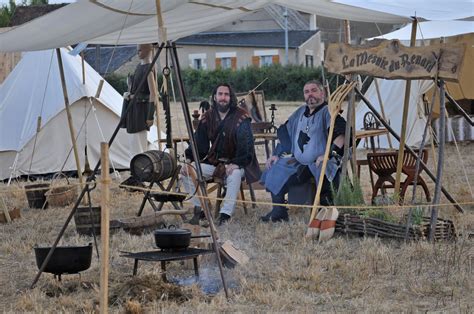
[181,83,261,225]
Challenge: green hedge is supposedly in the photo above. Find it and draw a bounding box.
[105,64,337,101]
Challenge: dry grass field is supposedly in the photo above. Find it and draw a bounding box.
[0,102,472,312]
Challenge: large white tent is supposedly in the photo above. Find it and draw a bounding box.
[0,48,137,180]
[0,0,472,52]
[355,79,433,148]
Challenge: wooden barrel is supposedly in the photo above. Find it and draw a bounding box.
[24,183,49,209]
[74,207,101,236]
[130,150,176,182]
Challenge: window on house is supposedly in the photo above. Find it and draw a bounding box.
[260,55,273,67]
[193,58,202,70]
[305,55,314,68]
[221,57,232,69]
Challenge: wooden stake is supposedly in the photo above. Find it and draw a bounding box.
[373,78,393,148]
[99,142,110,314]
[56,48,84,186]
[0,197,11,223]
[394,18,417,198]
[95,80,104,98]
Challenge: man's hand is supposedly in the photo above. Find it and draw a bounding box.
[315,155,324,167]
[146,120,154,127]
[225,163,240,176]
[123,92,134,101]
[265,155,279,169]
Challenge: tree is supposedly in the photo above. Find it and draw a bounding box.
[0,0,50,27]
[0,0,16,27]
[28,0,49,5]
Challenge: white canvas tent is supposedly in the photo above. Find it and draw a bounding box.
[355,79,433,148]
[0,48,146,180]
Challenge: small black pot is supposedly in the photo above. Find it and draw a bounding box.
[154,225,191,250]
[34,243,92,277]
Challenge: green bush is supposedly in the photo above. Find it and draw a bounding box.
[104,64,338,102]
[104,73,128,95]
[333,177,365,213]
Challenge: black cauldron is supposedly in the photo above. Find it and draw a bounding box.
[154,225,191,250]
[34,243,92,280]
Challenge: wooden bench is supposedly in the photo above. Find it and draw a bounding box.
[367,150,431,203]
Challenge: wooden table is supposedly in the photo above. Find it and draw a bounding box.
[355,129,389,141]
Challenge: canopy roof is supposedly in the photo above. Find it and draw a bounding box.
[334,0,473,21]
[372,21,474,40]
[1,0,472,52]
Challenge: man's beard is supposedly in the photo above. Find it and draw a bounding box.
[217,102,230,113]
[305,96,323,107]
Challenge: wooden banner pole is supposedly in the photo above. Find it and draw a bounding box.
[394,18,417,199]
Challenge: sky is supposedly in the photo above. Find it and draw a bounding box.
[0,0,74,5]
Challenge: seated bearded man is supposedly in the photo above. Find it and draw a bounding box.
[181,83,261,225]
[260,80,347,222]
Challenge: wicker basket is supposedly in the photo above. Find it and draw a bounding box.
[45,173,77,207]
[46,185,77,207]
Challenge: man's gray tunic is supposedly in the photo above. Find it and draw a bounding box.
[261,103,339,194]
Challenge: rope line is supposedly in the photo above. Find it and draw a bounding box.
[2,180,472,211]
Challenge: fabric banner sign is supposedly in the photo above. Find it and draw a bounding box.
[325,40,465,82]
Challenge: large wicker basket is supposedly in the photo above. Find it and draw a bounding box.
[46,185,77,207]
[45,173,77,207]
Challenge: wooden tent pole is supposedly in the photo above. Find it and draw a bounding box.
[169,41,229,299]
[99,143,110,314]
[56,48,84,186]
[373,78,393,148]
[394,18,417,199]
[153,0,167,150]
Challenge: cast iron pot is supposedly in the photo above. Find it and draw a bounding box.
[154,225,191,250]
[34,243,92,278]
